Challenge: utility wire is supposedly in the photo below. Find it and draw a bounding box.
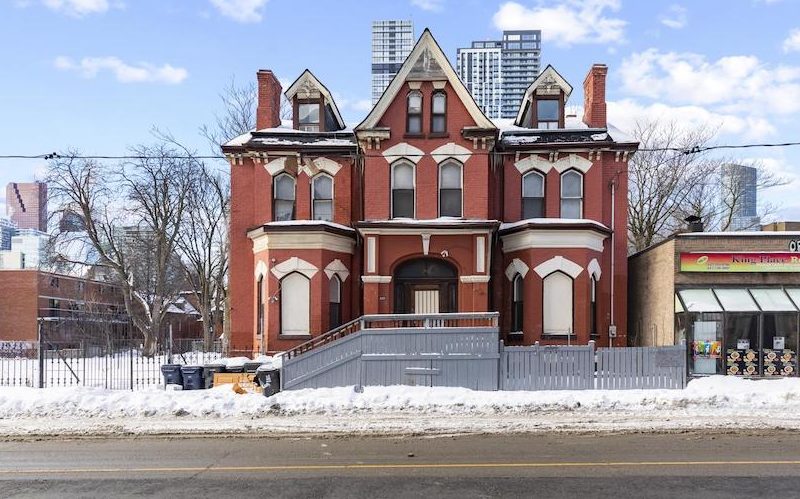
[0,141,798,161]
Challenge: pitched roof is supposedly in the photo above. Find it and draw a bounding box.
[284,69,346,130]
[515,65,574,126]
[356,29,496,131]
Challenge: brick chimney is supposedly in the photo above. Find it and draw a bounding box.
[256,70,282,130]
[582,64,607,128]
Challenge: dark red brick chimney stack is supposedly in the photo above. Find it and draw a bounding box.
[582,64,608,129]
[256,70,282,130]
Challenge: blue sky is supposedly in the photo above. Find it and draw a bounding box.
[1,0,799,217]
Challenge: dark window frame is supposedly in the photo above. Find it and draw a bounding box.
[294,98,323,132]
[522,170,545,219]
[391,161,415,219]
[511,274,524,333]
[311,173,334,222]
[438,160,463,218]
[560,169,584,219]
[273,173,296,222]
[406,90,423,135]
[430,90,447,135]
[329,275,342,330]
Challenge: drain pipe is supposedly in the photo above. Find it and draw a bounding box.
[609,177,616,348]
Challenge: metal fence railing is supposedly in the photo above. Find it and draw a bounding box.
[0,338,255,390]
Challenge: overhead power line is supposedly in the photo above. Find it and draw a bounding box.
[0,141,798,161]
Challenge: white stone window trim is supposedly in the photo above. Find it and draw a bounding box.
[514,153,593,175]
[324,259,350,282]
[271,257,318,280]
[587,258,602,281]
[534,255,583,279]
[431,142,472,164]
[505,258,530,282]
[383,142,424,165]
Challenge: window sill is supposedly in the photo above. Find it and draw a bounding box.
[541,334,578,340]
[403,133,425,139]
[428,132,450,139]
[278,334,312,340]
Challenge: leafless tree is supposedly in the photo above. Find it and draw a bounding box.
[47,144,195,355]
[199,76,291,153]
[628,120,789,252]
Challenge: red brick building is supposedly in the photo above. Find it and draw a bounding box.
[224,30,637,354]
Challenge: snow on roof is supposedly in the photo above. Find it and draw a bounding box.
[247,136,356,147]
[606,122,637,144]
[500,218,610,232]
[363,217,500,225]
[678,231,800,237]
[262,220,355,232]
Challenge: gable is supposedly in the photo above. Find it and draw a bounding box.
[515,65,573,126]
[357,29,495,131]
[285,69,346,130]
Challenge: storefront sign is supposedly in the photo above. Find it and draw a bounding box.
[737,339,750,350]
[681,252,800,273]
[774,337,786,350]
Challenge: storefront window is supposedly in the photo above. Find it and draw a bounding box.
[750,289,798,312]
[762,313,798,377]
[724,313,759,376]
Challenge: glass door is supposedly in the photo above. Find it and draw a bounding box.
[762,313,798,376]
[724,313,759,376]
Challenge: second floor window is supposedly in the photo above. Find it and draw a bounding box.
[298,102,320,132]
[522,171,544,218]
[312,174,333,222]
[273,173,295,221]
[431,91,446,133]
[561,170,583,219]
[536,99,559,129]
[439,161,462,217]
[392,161,415,218]
[407,91,422,134]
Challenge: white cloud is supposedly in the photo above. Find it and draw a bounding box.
[209,0,268,23]
[54,56,188,84]
[659,4,687,29]
[15,0,122,16]
[492,0,626,47]
[783,28,800,53]
[411,0,445,11]
[607,99,776,140]
[619,49,800,116]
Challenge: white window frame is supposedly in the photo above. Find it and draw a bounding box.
[543,271,574,336]
[560,169,583,219]
[311,173,334,222]
[273,173,296,222]
[280,271,311,337]
[438,160,463,218]
[391,160,416,219]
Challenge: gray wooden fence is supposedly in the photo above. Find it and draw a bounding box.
[282,315,687,392]
[281,313,500,391]
[596,345,686,389]
[500,343,594,390]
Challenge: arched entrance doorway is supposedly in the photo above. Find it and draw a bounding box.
[393,258,458,314]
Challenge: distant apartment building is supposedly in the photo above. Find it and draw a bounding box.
[457,30,542,119]
[0,217,16,250]
[6,181,47,232]
[722,164,760,231]
[456,41,503,119]
[0,229,49,269]
[371,20,414,104]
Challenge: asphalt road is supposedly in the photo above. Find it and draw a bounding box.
[2,432,800,498]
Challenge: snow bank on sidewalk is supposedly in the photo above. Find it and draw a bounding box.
[0,376,799,421]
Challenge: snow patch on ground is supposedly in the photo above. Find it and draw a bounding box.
[1,376,800,437]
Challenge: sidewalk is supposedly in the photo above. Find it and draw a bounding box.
[1,376,798,437]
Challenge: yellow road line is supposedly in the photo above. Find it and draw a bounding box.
[4,460,800,475]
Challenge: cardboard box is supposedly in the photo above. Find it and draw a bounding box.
[213,373,260,394]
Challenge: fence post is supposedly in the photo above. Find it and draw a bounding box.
[37,320,44,389]
[130,344,134,391]
[497,339,504,391]
[588,340,596,390]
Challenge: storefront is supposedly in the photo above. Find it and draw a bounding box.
[629,231,800,377]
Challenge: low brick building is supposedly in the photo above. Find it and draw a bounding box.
[629,230,800,377]
[224,29,637,354]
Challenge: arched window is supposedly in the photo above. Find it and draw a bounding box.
[522,171,545,219]
[543,271,573,336]
[431,91,446,133]
[329,275,342,329]
[273,173,295,221]
[391,161,415,218]
[312,174,333,222]
[280,272,310,336]
[407,91,423,134]
[511,274,524,333]
[560,170,583,219]
[439,161,462,217]
[256,275,264,338]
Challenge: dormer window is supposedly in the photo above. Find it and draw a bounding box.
[407,91,423,134]
[431,91,446,134]
[536,99,560,129]
[298,102,320,132]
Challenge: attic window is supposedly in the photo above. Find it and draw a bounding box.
[298,102,320,132]
[536,99,560,129]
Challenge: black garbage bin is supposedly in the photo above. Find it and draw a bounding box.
[244,361,263,373]
[160,364,183,387]
[181,366,204,390]
[257,365,281,397]
[225,364,244,374]
[203,363,225,389]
